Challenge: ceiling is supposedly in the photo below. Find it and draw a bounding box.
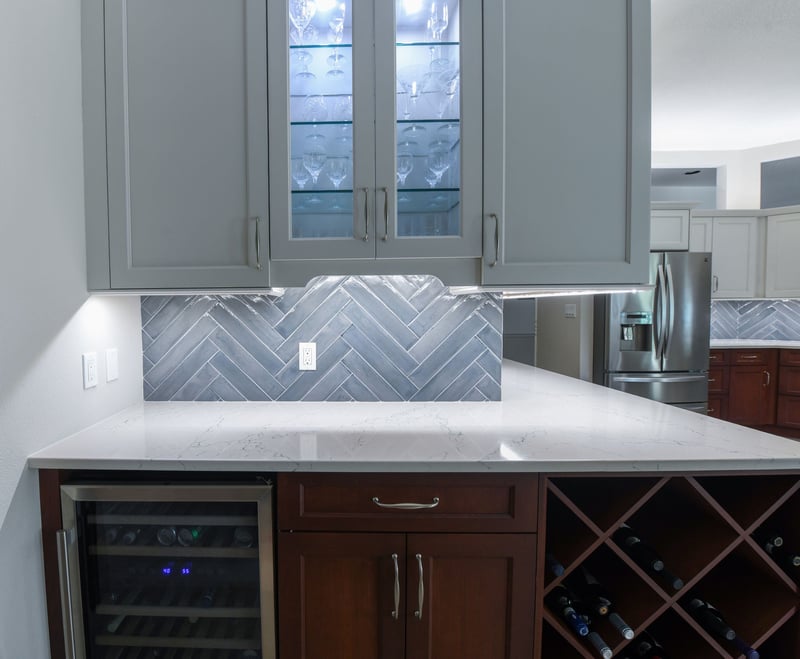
[652,0,800,151]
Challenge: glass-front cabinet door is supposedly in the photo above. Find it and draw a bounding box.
[268,0,481,262]
[375,0,482,259]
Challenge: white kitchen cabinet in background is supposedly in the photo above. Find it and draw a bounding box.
[709,216,762,299]
[650,208,690,250]
[766,212,800,297]
[689,217,713,253]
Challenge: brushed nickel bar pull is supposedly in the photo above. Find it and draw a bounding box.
[488,213,499,267]
[372,497,440,510]
[708,378,716,383]
[764,370,771,387]
[391,553,400,620]
[254,216,263,271]
[740,354,760,360]
[382,187,389,241]
[56,530,78,659]
[713,275,719,292]
[414,553,424,619]
[361,187,369,242]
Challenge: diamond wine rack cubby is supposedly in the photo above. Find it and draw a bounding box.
[540,474,800,659]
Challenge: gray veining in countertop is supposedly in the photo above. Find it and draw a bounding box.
[27,361,800,473]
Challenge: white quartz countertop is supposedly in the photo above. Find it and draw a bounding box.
[711,339,800,349]
[28,361,800,473]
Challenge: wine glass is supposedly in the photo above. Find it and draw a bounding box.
[426,148,450,185]
[428,1,449,69]
[303,95,328,122]
[289,0,317,79]
[326,156,349,189]
[292,159,311,189]
[397,151,414,186]
[424,166,439,189]
[303,134,327,185]
[327,2,346,78]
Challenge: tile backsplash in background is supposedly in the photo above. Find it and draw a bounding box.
[711,299,800,340]
[141,276,502,402]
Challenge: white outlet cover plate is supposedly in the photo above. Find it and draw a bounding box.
[299,342,316,371]
[82,352,98,389]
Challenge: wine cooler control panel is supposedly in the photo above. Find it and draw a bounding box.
[59,483,275,659]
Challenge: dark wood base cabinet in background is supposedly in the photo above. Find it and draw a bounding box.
[39,469,800,659]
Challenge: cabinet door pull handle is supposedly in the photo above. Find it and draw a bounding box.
[708,407,715,413]
[252,216,263,271]
[488,213,499,267]
[391,553,400,620]
[713,274,719,292]
[361,187,369,242]
[764,370,771,387]
[56,530,78,659]
[741,354,759,360]
[382,187,389,241]
[414,553,424,619]
[372,496,440,510]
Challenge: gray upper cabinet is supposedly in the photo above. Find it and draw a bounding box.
[86,0,269,289]
[482,0,651,287]
[266,0,484,287]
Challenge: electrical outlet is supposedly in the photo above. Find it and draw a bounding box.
[106,348,119,382]
[82,352,98,389]
[299,342,316,371]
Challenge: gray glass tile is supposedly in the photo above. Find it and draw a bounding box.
[209,353,271,401]
[145,316,217,388]
[150,339,219,400]
[411,341,487,402]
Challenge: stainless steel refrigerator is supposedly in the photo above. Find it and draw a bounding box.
[593,252,712,413]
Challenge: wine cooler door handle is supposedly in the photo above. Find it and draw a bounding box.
[56,529,78,659]
[382,187,389,241]
[391,553,400,620]
[372,496,440,510]
[361,187,370,242]
[414,553,424,619]
[487,213,499,267]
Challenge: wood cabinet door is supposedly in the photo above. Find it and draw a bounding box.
[728,364,777,426]
[103,0,269,288]
[405,534,536,659]
[482,0,651,286]
[278,532,406,659]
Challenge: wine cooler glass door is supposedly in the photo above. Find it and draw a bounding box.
[375,0,482,259]
[58,483,275,659]
[270,0,377,260]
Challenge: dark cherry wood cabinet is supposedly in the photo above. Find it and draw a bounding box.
[709,348,778,427]
[778,350,800,430]
[277,473,539,659]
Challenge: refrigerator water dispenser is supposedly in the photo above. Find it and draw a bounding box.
[619,311,653,351]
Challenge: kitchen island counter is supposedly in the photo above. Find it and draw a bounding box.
[28,360,800,473]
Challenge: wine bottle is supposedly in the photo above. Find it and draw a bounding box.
[120,527,143,545]
[177,526,207,547]
[733,636,760,659]
[568,566,612,617]
[587,631,613,659]
[634,632,670,658]
[613,524,684,591]
[763,536,800,569]
[687,598,736,641]
[545,552,565,577]
[156,526,177,546]
[103,525,122,545]
[545,585,590,637]
[609,611,635,640]
[232,526,256,548]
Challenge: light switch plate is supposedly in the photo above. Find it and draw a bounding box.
[82,352,98,389]
[564,303,578,318]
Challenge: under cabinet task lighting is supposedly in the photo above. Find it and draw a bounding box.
[449,285,654,299]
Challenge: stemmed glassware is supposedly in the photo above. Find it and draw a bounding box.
[427,1,449,71]
[302,134,327,186]
[290,0,317,80]
[292,159,311,190]
[327,2,347,78]
[397,150,414,186]
[326,156,349,190]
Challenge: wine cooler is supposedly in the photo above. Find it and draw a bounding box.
[56,482,275,659]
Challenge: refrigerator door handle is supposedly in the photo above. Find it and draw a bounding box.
[611,375,708,384]
[655,264,668,359]
[665,262,676,357]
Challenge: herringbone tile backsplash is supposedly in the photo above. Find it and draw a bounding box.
[711,300,800,340]
[141,276,502,401]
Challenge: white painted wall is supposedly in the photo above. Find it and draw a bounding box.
[653,139,800,209]
[534,296,594,381]
[0,1,143,656]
